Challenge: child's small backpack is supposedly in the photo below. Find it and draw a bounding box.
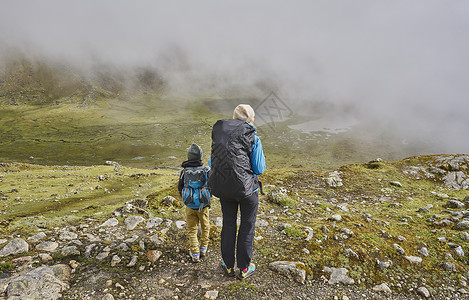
[181,166,211,212]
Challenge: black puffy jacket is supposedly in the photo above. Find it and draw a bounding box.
[208,119,259,199]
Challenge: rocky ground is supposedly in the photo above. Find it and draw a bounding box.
[1,154,469,299]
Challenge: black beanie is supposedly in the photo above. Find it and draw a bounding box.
[187,143,202,161]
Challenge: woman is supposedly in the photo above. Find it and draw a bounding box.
[208,104,266,279]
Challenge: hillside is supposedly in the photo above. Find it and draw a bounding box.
[1,57,468,299]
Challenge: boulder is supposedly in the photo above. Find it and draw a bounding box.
[454,220,469,231]
[0,238,29,257]
[323,267,355,285]
[269,261,307,284]
[4,264,71,300]
[124,215,145,230]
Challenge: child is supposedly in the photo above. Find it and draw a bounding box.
[178,143,211,262]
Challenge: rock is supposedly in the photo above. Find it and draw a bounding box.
[146,217,163,229]
[124,215,145,230]
[446,199,466,209]
[38,253,53,262]
[96,251,110,261]
[392,244,405,255]
[161,195,177,206]
[36,241,59,252]
[461,232,469,241]
[454,246,465,256]
[373,283,392,294]
[69,260,79,269]
[267,188,288,204]
[147,250,162,263]
[376,259,392,270]
[28,232,47,242]
[175,220,186,229]
[405,256,422,264]
[418,247,429,257]
[344,248,359,259]
[443,171,469,190]
[100,217,119,227]
[323,267,355,285]
[304,227,314,241]
[0,238,29,257]
[418,207,430,213]
[269,261,307,284]
[61,246,80,257]
[455,220,469,230]
[390,181,403,187]
[340,228,354,236]
[127,255,138,267]
[396,235,407,242]
[256,219,269,227]
[442,262,456,272]
[103,294,115,300]
[329,214,342,222]
[59,231,77,241]
[417,286,430,298]
[4,264,71,300]
[110,255,121,267]
[325,171,343,188]
[204,290,219,299]
[149,234,164,245]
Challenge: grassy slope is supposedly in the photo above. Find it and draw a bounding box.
[1,95,468,297]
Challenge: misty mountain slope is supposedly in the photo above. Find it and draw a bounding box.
[1,155,468,299]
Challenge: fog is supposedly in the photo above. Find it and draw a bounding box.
[1,0,469,153]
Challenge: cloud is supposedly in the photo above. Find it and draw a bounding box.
[1,0,469,152]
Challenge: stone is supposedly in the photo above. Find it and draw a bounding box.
[110,255,121,267]
[376,259,392,270]
[461,232,469,241]
[304,227,314,241]
[344,248,359,259]
[175,220,186,229]
[373,283,392,294]
[417,286,430,298]
[149,234,164,245]
[100,217,119,227]
[323,267,355,285]
[61,246,80,257]
[59,231,78,241]
[269,261,307,284]
[329,214,342,222]
[390,181,403,187]
[340,228,354,236]
[124,215,145,230]
[36,241,59,252]
[96,251,110,261]
[454,246,465,257]
[103,293,115,300]
[442,262,456,272]
[146,217,163,229]
[0,238,29,257]
[147,250,162,263]
[392,244,405,255]
[267,188,288,204]
[28,232,47,242]
[405,256,422,264]
[256,219,269,227]
[161,195,177,206]
[204,290,219,299]
[418,207,430,213]
[418,247,429,257]
[446,199,466,209]
[455,220,469,230]
[38,253,53,262]
[325,171,343,188]
[4,264,71,300]
[127,255,138,267]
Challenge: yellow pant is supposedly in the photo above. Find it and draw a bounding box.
[185,206,210,254]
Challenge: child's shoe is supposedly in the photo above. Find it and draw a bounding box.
[220,261,235,277]
[237,263,255,279]
[189,250,200,263]
[200,246,207,258]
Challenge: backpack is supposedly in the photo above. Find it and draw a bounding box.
[181,166,211,212]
